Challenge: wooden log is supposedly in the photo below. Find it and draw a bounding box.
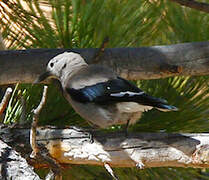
[1,125,209,169]
[1,41,209,85]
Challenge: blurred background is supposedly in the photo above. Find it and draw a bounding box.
[1,0,209,179]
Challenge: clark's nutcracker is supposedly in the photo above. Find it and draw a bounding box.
[35,52,178,129]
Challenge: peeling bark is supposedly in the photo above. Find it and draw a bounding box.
[0,139,41,180]
[1,41,209,85]
[1,126,209,169]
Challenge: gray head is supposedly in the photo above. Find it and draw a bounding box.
[35,52,87,83]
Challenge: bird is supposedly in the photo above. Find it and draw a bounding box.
[35,52,178,130]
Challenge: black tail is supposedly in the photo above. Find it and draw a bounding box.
[135,94,178,112]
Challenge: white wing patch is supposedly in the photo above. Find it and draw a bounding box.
[110,91,144,97]
[117,102,153,113]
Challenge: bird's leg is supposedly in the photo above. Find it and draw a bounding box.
[83,123,102,143]
[124,119,130,137]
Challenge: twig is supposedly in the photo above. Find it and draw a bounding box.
[104,163,119,180]
[170,0,209,13]
[92,36,109,64]
[30,85,62,179]
[30,85,48,158]
[0,87,12,116]
[41,151,62,180]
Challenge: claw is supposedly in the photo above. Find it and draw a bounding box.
[136,162,145,169]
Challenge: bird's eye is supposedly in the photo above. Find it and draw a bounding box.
[50,62,54,68]
[62,63,66,69]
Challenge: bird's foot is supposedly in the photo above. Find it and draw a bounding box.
[89,133,94,144]
[70,126,94,143]
[136,161,145,169]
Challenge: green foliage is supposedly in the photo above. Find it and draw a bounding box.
[134,76,209,133]
[164,1,209,43]
[4,84,22,124]
[1,0,209,179]
[1,0,162,48]
[37,165,209,180]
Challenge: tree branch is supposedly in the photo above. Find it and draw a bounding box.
[2,125,209,169]
[170,0,209,13]
[1,41,209,85]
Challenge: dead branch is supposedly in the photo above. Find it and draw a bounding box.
[170,0,209,13]
[1,41,209,85]
[1,126,209,169]
[0,87,12,116]
[30,86,62,179]
[30,85,48,157]
[104,163,119,180]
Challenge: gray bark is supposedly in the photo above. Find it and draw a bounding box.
[1,126,209,169]
[1,41,209,85]
[0,139,41,180]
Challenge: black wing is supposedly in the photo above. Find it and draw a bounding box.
[66,77,169,107]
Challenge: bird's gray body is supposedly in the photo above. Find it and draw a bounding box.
[64,65,144,128]
[36,52,177,129]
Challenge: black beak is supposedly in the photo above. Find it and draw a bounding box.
[34,71,52,84]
